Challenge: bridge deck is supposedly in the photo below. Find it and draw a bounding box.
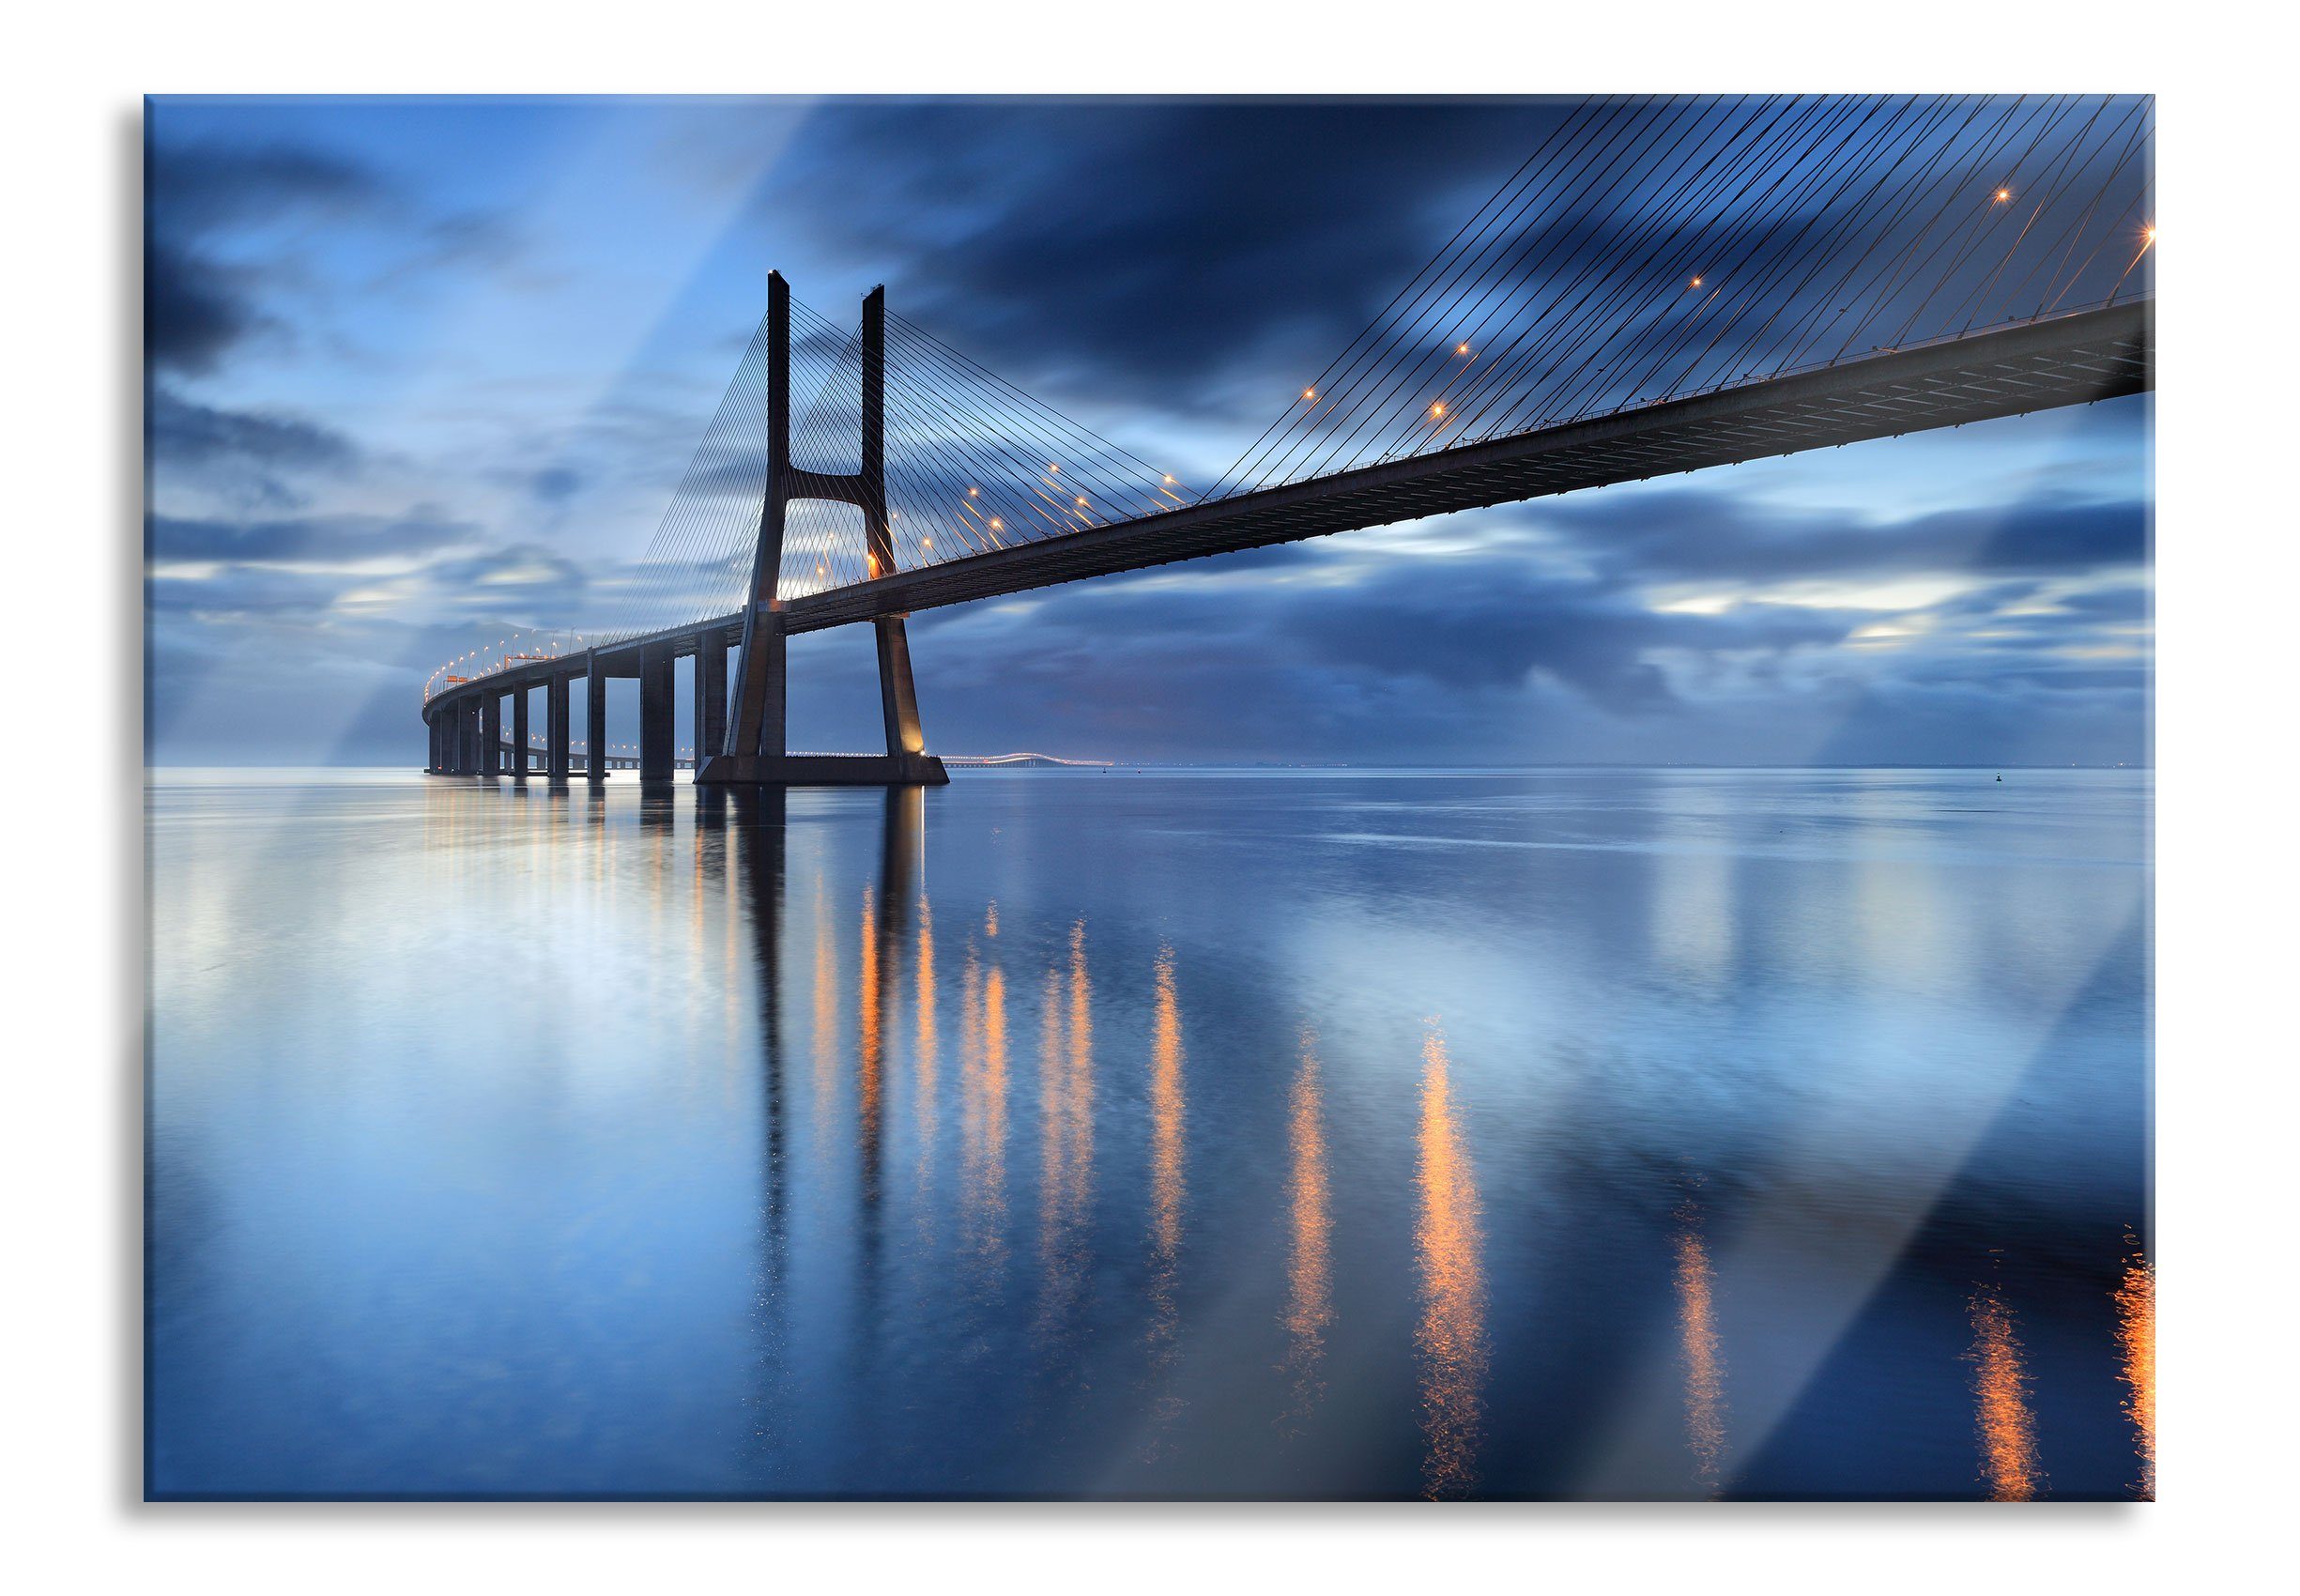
[783,301,2150,630]
[428,300,2149,715]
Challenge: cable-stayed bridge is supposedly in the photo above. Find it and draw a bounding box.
[422,94,2154,786]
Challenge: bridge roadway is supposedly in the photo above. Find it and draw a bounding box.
[477,743,1109,775]
[423,299,2151,782]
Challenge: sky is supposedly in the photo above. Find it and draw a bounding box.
[146,97,2152,767]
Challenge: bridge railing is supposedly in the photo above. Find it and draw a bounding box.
[423,628,593,706]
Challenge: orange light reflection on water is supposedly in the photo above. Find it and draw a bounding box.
[1280,1033,1333,1434]
[1968,1284,2043,1501]
[2115,1245,2155,1499]
[1143,944,1188,1446]
[913,895,938,1200]
[1414,1024,1486,1500]
[959,945,1009,1262]
[1673,1205,1727,1496]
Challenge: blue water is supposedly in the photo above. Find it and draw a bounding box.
[146,767,2152,1500]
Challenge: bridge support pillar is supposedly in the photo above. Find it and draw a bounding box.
[875,615,928,759]
[459,698,480,775]
[639,644,675,787]
[701,274,946,789]
[427,715,441,773]
[547,676,570,783]
[480,694,501,778]
[511,687,529,780]
[697,641,728,768]
[585,659,606,784]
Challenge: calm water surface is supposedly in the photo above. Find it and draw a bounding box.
[146,768,2152,1499]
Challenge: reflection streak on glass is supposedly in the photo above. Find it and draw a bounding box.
[1673,1199,1727,1496]
[1415,1024,1486,1500]
[1968,1284,2043,1501]
[2115,1245,2155,1499]
[1280,1034,1332,1435]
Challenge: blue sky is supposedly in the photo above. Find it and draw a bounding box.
[146,97,2150,766]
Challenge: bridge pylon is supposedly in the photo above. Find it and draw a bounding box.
[700,271,948,788]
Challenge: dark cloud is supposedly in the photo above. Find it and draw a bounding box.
[915,536,1859,731]
[147,564,356,616]
[149,510,472,565]
[529,466,583,506]
[1521,488,2150,586]
[149,387,360,474]
[146,238,264,377]
[146,140,395,376]
[762,100,1564,406]
[145,133,524,381]
[424,545,590,595]
[1260,562,1846,712]
[148,139,388,232]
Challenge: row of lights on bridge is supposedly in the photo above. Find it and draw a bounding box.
[1289,193,2154,420]
[802,460,1188,591]
[425,628,588,702]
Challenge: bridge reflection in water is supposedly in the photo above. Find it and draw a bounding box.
[647,784,2162,1498]
[146,770,2153,1499]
